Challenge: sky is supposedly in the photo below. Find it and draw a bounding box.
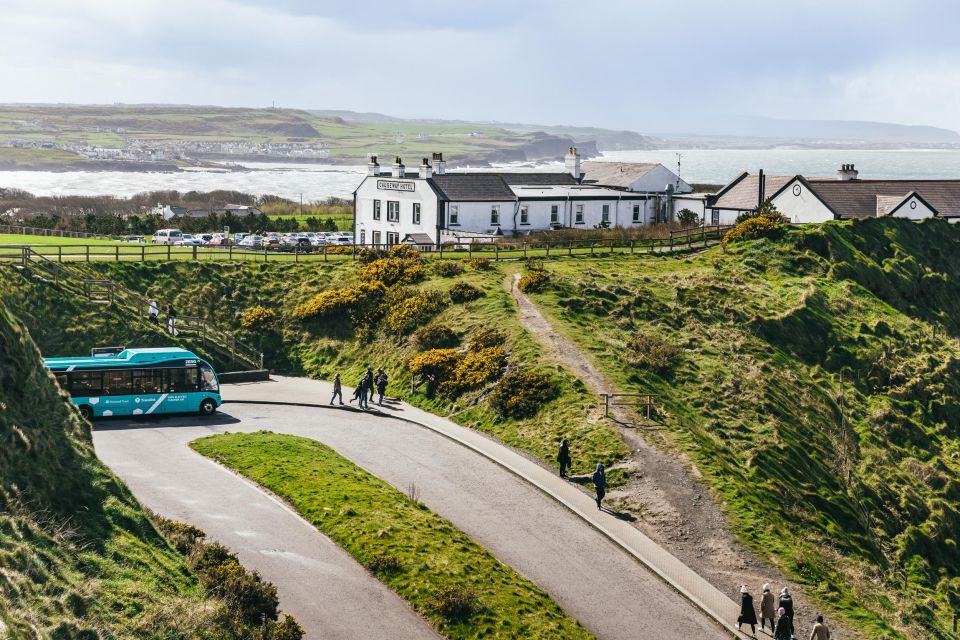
[4,0,960,134]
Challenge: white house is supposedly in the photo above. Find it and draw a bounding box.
[353,149,697,246]
[707,164,960,224]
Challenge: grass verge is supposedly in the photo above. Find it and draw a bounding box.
[191,431,594,640]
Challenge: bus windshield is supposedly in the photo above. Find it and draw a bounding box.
[200,363,219,392]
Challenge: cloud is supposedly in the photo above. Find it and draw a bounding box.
[3,0,960,132]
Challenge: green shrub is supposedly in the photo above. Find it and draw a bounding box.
[463,258,495,271]
[432,261,464,277]
[269,614,305,640]
[203,559,279,626]
[518,270,551,293]
[411,324,460,350]
[726,201,789,243]
[384,290,446,335]
[239,305,277,331]
[678,208,700,227]
[625,334,678,373]
[360,258,425,287]
[153,516,206,554]
[428,585,480,622]
[489,369,559,418]
[448,281,483,303]
[366,553,403,574]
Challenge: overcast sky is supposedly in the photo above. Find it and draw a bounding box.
[5,0,960,133]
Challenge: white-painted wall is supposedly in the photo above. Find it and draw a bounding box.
[888,195,936,220]
[355,176,439,245]
[672,195,707,223]
[770,179,835,223]
[446,200,517,236]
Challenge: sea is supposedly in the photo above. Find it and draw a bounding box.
[5,149,960,202]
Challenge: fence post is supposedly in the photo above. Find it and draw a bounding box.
[85,245,90,262]
[630,240,635,254]
[323,245,328,262]
[439,243,444,259]
[568,241,572,256]
[295,245,299,263]
[523,242,527,259]
[58,245,62,263]
[669,232,674,253]
[229,244,233,261]
[115,245,119,262]
[141,245,145,262]
[545,241,550,257]
[495,245,500,262]
[167,244,171,261]
[192,245,197,261]
[263,246,268,262]
[469,243,473,259]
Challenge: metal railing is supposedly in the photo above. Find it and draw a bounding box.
[10,246,263,371]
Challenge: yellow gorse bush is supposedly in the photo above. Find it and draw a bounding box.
[239,305,277,330]
[452,346,505,390]
[409,348,462,381]
[384,290,446,334]
[293,282,386,320]
[360,258,426,287]
[518,270,550,293]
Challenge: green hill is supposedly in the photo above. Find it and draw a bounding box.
[525,218,960,639]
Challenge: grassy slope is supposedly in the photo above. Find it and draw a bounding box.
[0,300,228,638]
[192,432,593,640]
[90,259,629,478]
[525,218,960,640]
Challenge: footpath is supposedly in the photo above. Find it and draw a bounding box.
[221,375,742,637]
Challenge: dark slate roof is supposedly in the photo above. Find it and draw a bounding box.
[496,172,577,186]
[427,174,517,201]
[804,179,960,218]
[710,173,795,210]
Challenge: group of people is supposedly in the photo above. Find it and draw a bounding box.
[556,439,608,510]
[330,366,388,409]
[147,298,178,336]
[739,584,830,640]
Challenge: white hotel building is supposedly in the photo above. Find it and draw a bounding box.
[352,149,705,247]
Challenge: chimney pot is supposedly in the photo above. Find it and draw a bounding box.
[565,146,581,180]
[837,163,859,181]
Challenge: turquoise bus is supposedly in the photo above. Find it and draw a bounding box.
[44,347,222,420]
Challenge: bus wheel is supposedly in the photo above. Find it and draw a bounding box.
[199,399,217,416]
[79,405,94,421]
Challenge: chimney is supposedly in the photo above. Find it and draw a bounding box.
[419,157,433,179]
[393,156,405,178]
[837,163,859,181]
[565,147,581,180]
[367,155,380,176]
[757,169,765,208]
[432,152,445,175]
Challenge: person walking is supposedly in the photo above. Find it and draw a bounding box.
[738,585,758,638]
[760,584,776,634]
[166,304,178,336]
[147,298,159,324]
[358,374,370,410]
[778,587,795,639]
[809,615,830,640]
[557,439,572,478]
[774,608,793,640]
[375,368,388,405]
[363,366,374,403]
[591,463,606,510]
[330,373,343,405]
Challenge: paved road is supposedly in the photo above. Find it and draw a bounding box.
[94,403,728,640]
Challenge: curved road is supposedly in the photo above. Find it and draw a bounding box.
[93,403,728,640]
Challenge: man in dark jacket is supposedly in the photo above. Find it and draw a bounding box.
[774,607,793,640]
[592,463,606,510]
[778,588,795,639]
[330,373,343,405]
[557,439,571,478]
[375,368,388,405]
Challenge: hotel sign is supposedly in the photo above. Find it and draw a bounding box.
[377,179,415,192]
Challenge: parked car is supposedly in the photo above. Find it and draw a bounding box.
[152,229,183,245]
[329,235,352,246]
[197,234,214,245]
[121,235,146,243]
[174,234,204,246]
[238,235,264,248]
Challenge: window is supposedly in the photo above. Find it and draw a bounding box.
[102,369,132,396]
[413,202,421,224]
[633,204,641,223]
[166,367,199,393]
[70,371,102,396]
[711,209,720,226]
[550,205,559,224]
[520,206,529,225]
[131,368,163,394]
[601,204,610,223]
[449,205,459,226]
[372,230,382,247]
[387,201,399,222]
[386,232,399,246]
[575,204,584,224]
[359,229,365,245]
[200,363,219,393]
[490,206,500,225]
[373,199,381,221]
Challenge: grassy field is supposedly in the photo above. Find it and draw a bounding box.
[191,432,593,640]
[0,146,93,168]
[524,218,960,639]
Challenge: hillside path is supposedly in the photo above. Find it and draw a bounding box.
[96,384,730,640]
[509,271,848,640]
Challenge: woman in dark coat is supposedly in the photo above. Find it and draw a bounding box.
[557,439,571,478]
[774,607,793,640]
[738,585,758,638]
[591,463,606,510]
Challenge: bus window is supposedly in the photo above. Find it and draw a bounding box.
[200,363,219,392]
[166,368,199,393]
[55,374,68,389]
[102,370,132,396]
[70,371,103,396]
[131,368,163,394]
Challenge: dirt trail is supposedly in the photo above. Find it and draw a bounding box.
[510,272,856,640]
